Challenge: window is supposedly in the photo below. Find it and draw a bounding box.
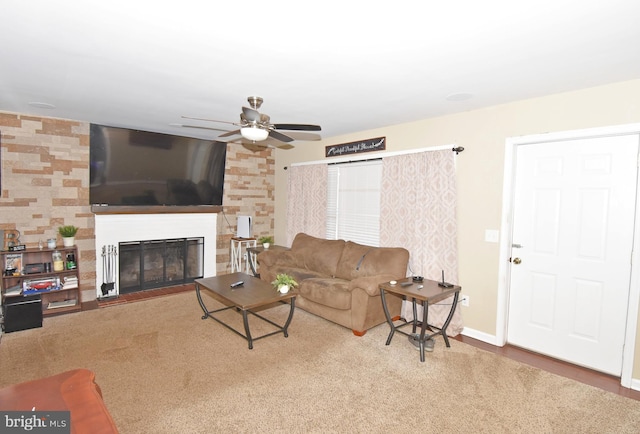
[326,160,382,246]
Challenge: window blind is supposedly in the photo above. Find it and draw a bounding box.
[326,160,381,246]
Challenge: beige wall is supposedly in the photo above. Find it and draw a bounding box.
[273,79,640,380]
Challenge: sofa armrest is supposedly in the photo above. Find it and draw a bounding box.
[349,274,398,297]
[257,250,301,268]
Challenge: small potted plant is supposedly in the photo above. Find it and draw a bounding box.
[258,235,274,249]
[271,273,298,294]
[58,225,79,247]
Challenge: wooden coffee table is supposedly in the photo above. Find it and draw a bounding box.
[195,272,296,349]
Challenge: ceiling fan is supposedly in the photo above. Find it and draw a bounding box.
[182,96,321,148]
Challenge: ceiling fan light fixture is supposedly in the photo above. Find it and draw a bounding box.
[241,126,269,142]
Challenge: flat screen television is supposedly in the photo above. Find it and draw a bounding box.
[90,124,227,207]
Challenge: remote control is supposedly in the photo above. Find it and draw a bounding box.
[230,280,244,288]
[400,281,413,287]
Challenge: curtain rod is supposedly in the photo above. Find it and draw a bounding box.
[328,157,382,166]
[290,143,463,168]
[329,147,464,165]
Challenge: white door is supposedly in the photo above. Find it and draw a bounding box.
[507,134,639,375]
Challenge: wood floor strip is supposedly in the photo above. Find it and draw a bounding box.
[454,334,640,401]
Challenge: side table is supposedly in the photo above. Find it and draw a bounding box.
[379,277,461,362]
[230,237,256,274]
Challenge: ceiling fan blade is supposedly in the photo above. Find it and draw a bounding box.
[273,123,321,131]
[268,130,295,143]
[242,107,261,122]
[273,143,295,150]
[261,139,295,150]
[281,131,322,141]
[219,129,241,138]
[179,124,233,133]
[181,115,238,126]
[227,137,294,150]
[241,143,269,152]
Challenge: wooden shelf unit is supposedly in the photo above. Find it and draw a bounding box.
[1,246,81,316]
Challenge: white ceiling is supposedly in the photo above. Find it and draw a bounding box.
[2,1,640,144]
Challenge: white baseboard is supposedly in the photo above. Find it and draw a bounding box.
[460,327,502,346]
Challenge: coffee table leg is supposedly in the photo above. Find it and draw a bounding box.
[242,310,254,350]
[195,283,210,320]
[282,297,296,338]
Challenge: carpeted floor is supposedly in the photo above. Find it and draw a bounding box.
[1,290,640,433]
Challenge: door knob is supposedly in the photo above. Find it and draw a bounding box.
[512,257,522,264]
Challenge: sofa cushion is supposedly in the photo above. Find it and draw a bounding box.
[290,233,345,277]
[335,241,409,281]
[269,266,326,285]
[298,278,352,310]
[258,250,305,269]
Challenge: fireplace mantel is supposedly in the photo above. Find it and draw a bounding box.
[91,205,222,215]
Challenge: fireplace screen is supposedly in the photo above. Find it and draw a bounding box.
[119,237,204,294]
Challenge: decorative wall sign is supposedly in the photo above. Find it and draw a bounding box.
[325,137,386,158]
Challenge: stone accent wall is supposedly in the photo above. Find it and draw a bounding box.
[0,111,274,301]
[216,144,275,275]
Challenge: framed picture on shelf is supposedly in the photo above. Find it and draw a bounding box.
[5,253,23,274]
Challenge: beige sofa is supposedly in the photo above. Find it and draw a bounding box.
[257,233,409,336]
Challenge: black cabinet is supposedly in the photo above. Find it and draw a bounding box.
[2,294,42,333]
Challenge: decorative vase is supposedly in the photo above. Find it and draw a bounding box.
[62,237,75,247]
[263,243,270,249]
[278,284,290,294]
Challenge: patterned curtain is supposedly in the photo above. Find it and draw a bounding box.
[380,149,463,335]
[286,164,328,245]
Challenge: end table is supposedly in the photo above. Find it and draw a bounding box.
[379,277,461,362]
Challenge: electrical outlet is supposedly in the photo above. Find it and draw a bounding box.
[461,294,470,307]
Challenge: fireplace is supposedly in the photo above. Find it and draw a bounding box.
[119,237,204,294]
[94,213,217,299]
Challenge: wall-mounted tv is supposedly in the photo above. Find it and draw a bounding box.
[90,124,226,206]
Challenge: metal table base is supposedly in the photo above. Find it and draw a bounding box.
[380,279,461,362]
[195,275,296,350]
